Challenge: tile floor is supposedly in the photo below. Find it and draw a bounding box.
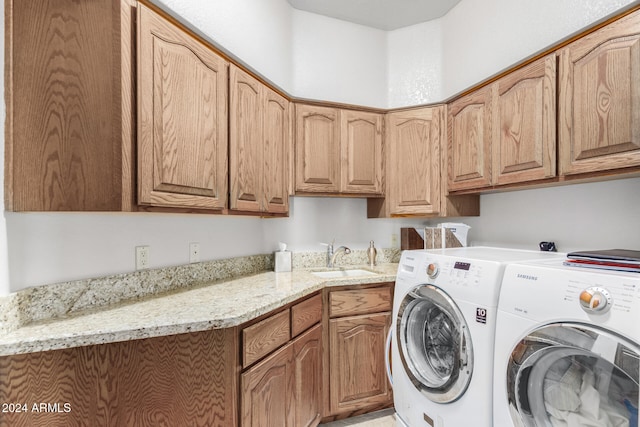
[319,409,399,427]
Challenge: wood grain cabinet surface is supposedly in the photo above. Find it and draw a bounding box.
[230,65,290,213]
[385,107,443,215]
[448,85,493,192]
[340,110,384,195]
[0,329,238,427]
[241,295,322,427]
[242,308,291,368]
[323,284,393,420]
[5,0,137,211]
[449,54,558,191]
[137,3,228,210]
[295,104,342,193]
[295,104,384,196]
[368,106,479,218]
[492,54,557,186]
[241,324,322,427]
[559,9,640,176]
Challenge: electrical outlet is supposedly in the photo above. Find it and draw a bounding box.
[136,246,150,270]
[189,242,200,263]
[391,233,399,248]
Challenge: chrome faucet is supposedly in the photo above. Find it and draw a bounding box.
[326,241,351,268]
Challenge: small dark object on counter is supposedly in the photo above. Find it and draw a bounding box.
[539,241,557,252]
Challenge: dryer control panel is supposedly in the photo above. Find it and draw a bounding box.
[500,261,640,338]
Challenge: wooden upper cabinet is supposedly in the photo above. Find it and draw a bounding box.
[295,105,383,195]
[5,0,136,211]
[492,54,557,185]
[295,105,341,193]
[340,111,384,195]
[137,4,228,210]
[230,65,290,213]
[230,66,263,212]
[263,90,291,213]
[559,10,640,176]
[448,86,493,191]
[386,107,442,215]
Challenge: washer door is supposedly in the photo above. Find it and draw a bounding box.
[507,323,640,427]
[396,284,473,403]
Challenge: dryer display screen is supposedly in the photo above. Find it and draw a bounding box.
[454,262,471,271]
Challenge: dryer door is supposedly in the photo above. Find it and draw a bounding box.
[507,323,639,427]
[396,284,473,403]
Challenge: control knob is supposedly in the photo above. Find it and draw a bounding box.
[426,263,439,279]
[579,287,612,314]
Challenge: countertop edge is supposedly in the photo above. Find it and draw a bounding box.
[0,267,398,357]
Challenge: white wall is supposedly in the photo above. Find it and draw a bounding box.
[442,177,640,253]
[153,0,294,91]
[4,212,264,289]
[2,0,640,295]
[263,197,425,253]
[387,20,443,108]
[292,9,388,108]
[440,0,638,98]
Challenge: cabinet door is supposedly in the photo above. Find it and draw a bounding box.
[295,104,340,193]
[493,54,557,185]
[448,86,492,191]
[340,110,384,195]
[241,343,294,427]
[329,313,391,414]
[137,4,228,209]
[6,0,136,211]
[263,89,291,213]
[0,329,238,427]
[386,107,442,215]
[230,65,263,212]
[559,10,640,176]
[293,325,322,427]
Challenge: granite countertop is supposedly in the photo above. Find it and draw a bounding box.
[0,262,398,357]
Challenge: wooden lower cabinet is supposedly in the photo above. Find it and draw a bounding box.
[241,325,322,427]
[323,284,393,421]
[293,326,323,427]
[0,288,395,427]
[328,313,391,414]
[241,341,294,427]
[0,329,238,427]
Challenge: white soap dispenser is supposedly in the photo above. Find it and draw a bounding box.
[275,242,292,272]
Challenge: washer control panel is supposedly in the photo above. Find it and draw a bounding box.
[425,258,487,288]
[579,287,612,314]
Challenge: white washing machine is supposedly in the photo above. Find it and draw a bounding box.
[390,247,564,427]
[493,259,640,427]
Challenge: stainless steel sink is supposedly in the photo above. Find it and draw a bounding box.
[311,269,378,279]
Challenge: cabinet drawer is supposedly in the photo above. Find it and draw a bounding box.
[329,286,392,318]
[243,309,291,368]
[291,294,322,337]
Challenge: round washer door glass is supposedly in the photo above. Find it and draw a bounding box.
[396,284,473,403]
[507,323,640,427]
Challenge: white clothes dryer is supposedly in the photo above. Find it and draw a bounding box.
[390,247,564,427]
[493,259,640,427]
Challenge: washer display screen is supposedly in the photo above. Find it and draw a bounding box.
[454,262,471,271]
